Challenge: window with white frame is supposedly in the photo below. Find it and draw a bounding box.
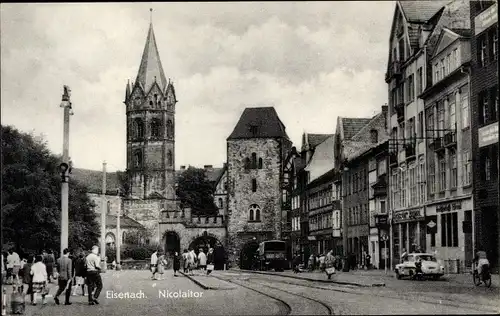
[391,168,399,209]
[409,163,417,206]
[449,95,456,130]
[429,162,436,194]
[434,63,439,83]
[463,151,472,186]
[401,166,407,208]
[377,159,387,176]
[417,67,423,95]
[439,155,446,192]
[419,158,426,204]
[437,101,445,137]
[453,48,460,69]
[440,59,445,79]
[492,30,498,61]
[450,151,458,189]
[480,35,487,66]
[461,87,470,128]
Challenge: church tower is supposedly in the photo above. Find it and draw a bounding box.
[124,20,177,242]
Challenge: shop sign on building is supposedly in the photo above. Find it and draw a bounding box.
[475,3,497,35]
[478,122,499,148]
[436,201,462,213]
[393,208,424,223]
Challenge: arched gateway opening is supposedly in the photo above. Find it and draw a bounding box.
[164,231,180,257]
[240,241,259,270]
[188,233,226,270]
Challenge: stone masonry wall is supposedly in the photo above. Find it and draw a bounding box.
[226,138,284,265]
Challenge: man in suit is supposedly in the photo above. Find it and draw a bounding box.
[54,248,73,305]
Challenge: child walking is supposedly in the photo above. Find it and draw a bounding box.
[30,255,48,305]
[156,253,167,280]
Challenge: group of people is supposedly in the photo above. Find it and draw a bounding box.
[1,245,104,306]
[150,248,216,279]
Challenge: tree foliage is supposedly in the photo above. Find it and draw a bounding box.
[175,166,218,216]
[1,125,100,253]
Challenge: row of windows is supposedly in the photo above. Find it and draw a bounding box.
[433,47,461,84]
[391,159,426,210]
[308,186,333,210]
[132,94,174,110]
[391,66,424,107]
[244,153,263,170]
[347,204,369,226]
[478,86,499,127]
[132,149,173,168]
[131,118,174,140]
[346,169,367,195]
[428,149,472,194]
[309,212,332,231]
[426,86,470,137]
[477,28,498,67]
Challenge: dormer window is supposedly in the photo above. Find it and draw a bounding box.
[249,125,258,136]
[370,129,378,143]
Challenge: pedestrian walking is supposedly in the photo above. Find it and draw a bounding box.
[157,253,167,280]
[21,254,34,301]
[7,248,21,285]
[197,249,207,273]
[85,246,103,305]
[30,255,48,305]
[324,250,336,279]
[206,248,215,275]
[72,253,87,296]
[188,248,196,276]
[44,250,56,284]
[150,250,158,280]
[54,248,73,305]
[319,254,326,272]
[173,252,181,277]
[182,249,189,274]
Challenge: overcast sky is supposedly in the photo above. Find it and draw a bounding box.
[1,2,394,171]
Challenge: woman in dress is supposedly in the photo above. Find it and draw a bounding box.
[72,253,86,296]
[173,252,181,277]
[30,255,48,305]
[156,253,167,280]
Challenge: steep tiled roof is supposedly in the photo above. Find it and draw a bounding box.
[345,110,390,161]
[71,168,121,195]
[135,23,167,93]
[95,214,144,229]
[341,118,372,140]
[307,133,333,149]
[206,167,224,183]
[304,134,336,182]
[227,107,289,140]
[399,1,448,23]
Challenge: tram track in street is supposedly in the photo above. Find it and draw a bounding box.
[244,274,500,314]
[214,274,332,315]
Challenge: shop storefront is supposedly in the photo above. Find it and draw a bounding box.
[426,197,474,273]
[392,207,426,264]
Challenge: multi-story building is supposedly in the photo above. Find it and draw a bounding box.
[340,107,389,267]
[368,140,390,270]
[385,0,470,268]
[421,26,474,273]
[470,0,499,271]
[303,134,340,256]
[282,146,305,262]
[226,107,292,268]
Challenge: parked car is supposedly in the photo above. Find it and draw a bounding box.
[395,253,444,280]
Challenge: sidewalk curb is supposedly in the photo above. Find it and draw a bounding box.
[179,271,235,290]
[239,270,386,287]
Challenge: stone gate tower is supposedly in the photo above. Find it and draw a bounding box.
[124,21,177,243]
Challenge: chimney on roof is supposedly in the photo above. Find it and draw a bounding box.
[382,104,388,131]
[204,165,213,170]
[180,165,186,170]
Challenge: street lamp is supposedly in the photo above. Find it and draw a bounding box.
[59,85,73,257]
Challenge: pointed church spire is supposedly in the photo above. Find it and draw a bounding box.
[135,14,167,93]
[125,79,131,101]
